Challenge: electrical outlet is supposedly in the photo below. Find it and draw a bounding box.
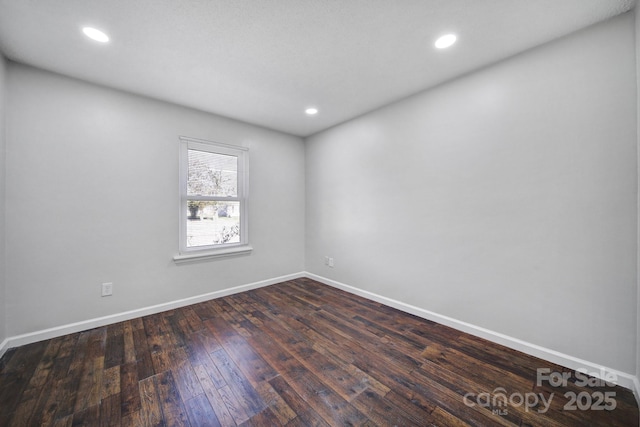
[324,256,329,265]
[101,282,113,297]
[328,257,334,268]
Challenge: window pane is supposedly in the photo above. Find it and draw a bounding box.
[186,201,240,247]
[187,149,237,197]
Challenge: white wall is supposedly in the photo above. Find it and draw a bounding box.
[306,13,637,374]
[0,55,6,344]
[636,6,640,384]
[5,63,305,336]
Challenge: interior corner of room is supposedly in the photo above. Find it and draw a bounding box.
[0,0,639,421]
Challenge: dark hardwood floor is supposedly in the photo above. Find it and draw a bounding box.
[0,277,637,426]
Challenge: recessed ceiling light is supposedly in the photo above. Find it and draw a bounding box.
[435,34,457,49]
[305,107,318,115]
[82,27,110,43]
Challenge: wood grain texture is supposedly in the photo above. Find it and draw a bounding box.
[0,278,637,426]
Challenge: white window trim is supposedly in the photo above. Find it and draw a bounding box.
[173,136,251,263]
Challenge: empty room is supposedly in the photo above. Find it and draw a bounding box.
[1,0,640,425]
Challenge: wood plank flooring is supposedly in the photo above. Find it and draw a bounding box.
[0,277,637,426]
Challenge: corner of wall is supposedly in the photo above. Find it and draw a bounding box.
[635,4,640,410]
[0,54,7,352]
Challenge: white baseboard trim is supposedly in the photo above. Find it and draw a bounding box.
[1,270,638,405]
[0,271,305,360]
[0,338,9,360]
[306,272,640,396]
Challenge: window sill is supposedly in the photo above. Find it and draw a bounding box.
[173,245,253,264]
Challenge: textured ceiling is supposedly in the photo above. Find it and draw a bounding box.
[0,0,635,137]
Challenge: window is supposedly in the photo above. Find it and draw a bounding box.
[175,136,250,262]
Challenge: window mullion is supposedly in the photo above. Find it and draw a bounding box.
[187,195,240,202]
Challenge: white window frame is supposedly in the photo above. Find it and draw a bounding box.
[174,136,251,263]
